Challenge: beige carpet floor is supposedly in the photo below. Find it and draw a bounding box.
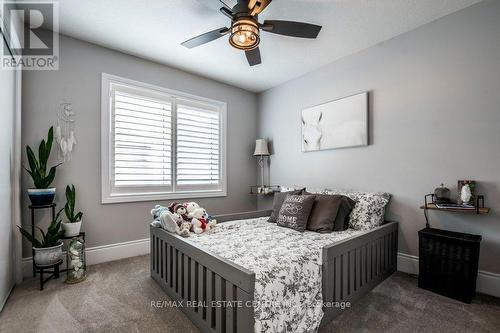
[1,255,499,333]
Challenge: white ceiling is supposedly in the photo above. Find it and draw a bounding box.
[57,0,482,92]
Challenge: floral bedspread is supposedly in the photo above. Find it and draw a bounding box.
[184,217,363,333]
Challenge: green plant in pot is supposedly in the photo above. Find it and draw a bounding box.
[61,184,84,237]
[25,126,62,205]
[18,210,64,266]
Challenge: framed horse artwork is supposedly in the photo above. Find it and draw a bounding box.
[301,92,369,152]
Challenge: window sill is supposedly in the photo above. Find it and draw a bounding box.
[101,190,227,204]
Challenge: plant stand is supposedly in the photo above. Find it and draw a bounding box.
[29,203,56,277]
[35,259,63,291]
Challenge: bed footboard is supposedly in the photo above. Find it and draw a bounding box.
[151,211,271,333]
[320,222,398,325]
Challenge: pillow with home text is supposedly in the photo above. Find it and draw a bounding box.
[276,194,315,232]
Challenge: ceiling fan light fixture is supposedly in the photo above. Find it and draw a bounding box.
[229,18,260,50]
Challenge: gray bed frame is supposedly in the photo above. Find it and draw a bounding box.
[150,210,398,333]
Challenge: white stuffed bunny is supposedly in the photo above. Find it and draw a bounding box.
[160,211,191,237]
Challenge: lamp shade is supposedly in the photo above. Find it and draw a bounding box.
[253,139,270,156]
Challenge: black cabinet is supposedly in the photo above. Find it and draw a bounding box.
[418,227,481,303]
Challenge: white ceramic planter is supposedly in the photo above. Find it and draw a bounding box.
[62,219,82,237]
[33,242,63,266]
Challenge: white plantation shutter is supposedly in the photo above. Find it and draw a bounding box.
[102,74,226,203]
[112,89,172,188]
[176,101,221,189]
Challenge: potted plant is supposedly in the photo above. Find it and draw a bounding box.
[17,211,64,266]
[25,126,62,205]
[61,184,83,237]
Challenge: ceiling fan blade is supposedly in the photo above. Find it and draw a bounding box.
[245,47,261,66]
[262,20,322,38]
[248,0,272,16]
[220,7,235,20]
[181,27,230,49]
[195,0,231,12]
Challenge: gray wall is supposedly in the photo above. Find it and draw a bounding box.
[257,0,500,274]
[22,35,258,256]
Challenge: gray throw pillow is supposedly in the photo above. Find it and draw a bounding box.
[305,193,356,232]
[333,196,356,231]
[276,194,315,232]
[268,188,304,222]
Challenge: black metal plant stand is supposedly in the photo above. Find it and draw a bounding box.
[28,203,56,277]
[35,259,63,291]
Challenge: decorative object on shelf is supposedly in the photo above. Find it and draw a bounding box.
[418,227,481,303]
[24,126,62,205]
[55,102,77,162]
[61,184,84,237]
[249,185,280,195]
[302,92,368,152]
[458,180,475,206]
[17,209,64,266]
[433,183,451,204]
[66,237,86,284]
[253,138,270,192]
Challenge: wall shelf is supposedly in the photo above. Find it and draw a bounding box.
[420,204,490,215]
[249,185,280,195]
[421,193,490,228]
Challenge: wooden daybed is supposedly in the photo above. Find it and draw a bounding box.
[150,210,398,333]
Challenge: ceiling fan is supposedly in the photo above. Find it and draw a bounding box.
[181,0,322,66]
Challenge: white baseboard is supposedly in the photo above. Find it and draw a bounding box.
[22,238,150,278]
[397,252,500,298]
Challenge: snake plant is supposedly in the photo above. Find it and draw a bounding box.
[64,184,83,223]
[24,126,62,188]
[17,210,64,248]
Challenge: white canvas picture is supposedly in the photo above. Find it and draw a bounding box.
[302,92,368,151]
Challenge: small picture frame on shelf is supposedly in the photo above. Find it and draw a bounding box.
[457,180,476,206]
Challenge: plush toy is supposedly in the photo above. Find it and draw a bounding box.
[151,204,170,222]
[191,218,206,234]
[152,202,215,236]
[168,202,189,221]
[167,202,179,213]
[159,211,191,237]
[205,213,217,229]
[191,207,217,232]
[184,202,200,218]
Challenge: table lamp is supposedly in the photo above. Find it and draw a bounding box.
[253,139,270,192]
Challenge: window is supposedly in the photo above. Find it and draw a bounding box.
[101,74,226,203]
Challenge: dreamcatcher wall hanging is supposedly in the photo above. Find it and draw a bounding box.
[55,102,77,162]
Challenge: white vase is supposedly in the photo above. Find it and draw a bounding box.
[33,242,63,266]
[62,219,82,237]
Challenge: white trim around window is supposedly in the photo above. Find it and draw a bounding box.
[101,73,227,204]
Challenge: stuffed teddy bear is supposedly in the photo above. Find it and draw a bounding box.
[191,207,217,232]
[168,202,189,221]
[184,202,200,219]
[159,211,191,237]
